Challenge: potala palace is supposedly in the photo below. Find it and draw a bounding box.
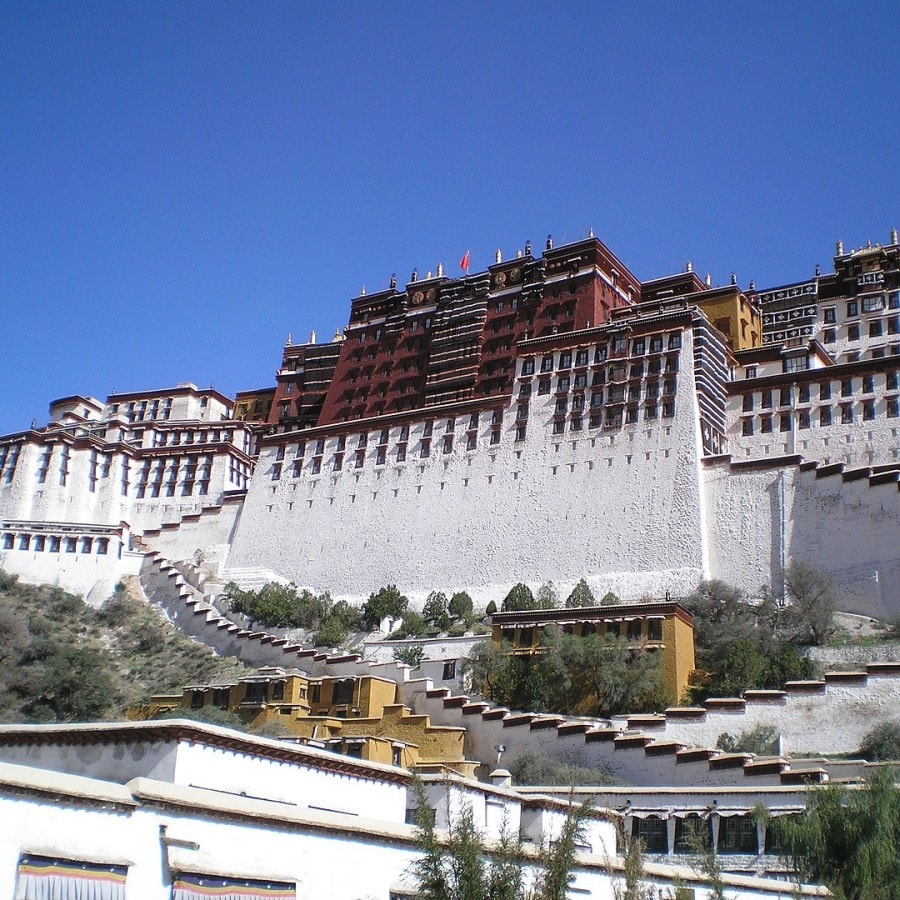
[1,229,899,620]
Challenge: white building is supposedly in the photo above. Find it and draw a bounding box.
[0,721,828,900]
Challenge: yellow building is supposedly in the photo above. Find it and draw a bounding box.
[490,602,696,703]
[134,667,476,777]
[640,273,762,352]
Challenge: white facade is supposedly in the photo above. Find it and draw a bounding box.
[227,319,713,606]
[0,723,829,900]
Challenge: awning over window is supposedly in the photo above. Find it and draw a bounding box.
[172,874,295,900]
[15,854,127,900]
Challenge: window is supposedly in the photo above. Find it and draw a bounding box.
[626,619,642,640]
[863,401,875,421]
[575,349,589,366]
[490,427,501,445]
[558,376,570,392]
[784,354,809,373]
[625,406,638,424]
[442,435,453,454]
[171,874,295,899]
[515,424,527,441]
[556,398,568,414]
[779,386,792,406]
[644,404,657,421]
[780,413,792,431]
[538,379,551,395]
[820,406,832,426]
[889,317,900,335]
[594,345,608,363]
[870,320,883,337]
[761,390,773,408]
[521,359,535,376]
[888,371,899,390]
[798,410,810,429]
[823,307,836,324]
[841,404,853,424]
[863,374,875,393]
[847,300,858,317]
[541,355,554,373]
[675,816,711,853]
[745,366,757,379]
[742,418,753,436]
[310,457,321,475]
[848,323,860,341]
[558,351,572,369]
[662,400,675,418]
[15,856,128,900]
[632,818,667,853]
[420,439,431,458]
[718,817,758,854]
[820,382,832,400]
[612,336,627,355]
[761,416,773,433]
[649,335,663,353]
[396,444,407,462]
[799,383,810,403]
[668,333,682,349]
[888,398,899,418]
[574,373,588,389]
[841,378,853,397]
[442,660,456,681]
[891,292,900,310]
[823,328,836,343]
[270,463,282,481]
[630,363,644,379]
[647,618,663,641]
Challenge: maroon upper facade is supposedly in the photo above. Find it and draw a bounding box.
[268,236,641,432]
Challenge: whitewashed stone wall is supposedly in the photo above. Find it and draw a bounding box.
[228,330,707,606]
[704,457,900,620]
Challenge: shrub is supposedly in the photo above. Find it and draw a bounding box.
[857,721,900,761]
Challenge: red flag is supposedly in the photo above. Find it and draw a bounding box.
[459,250,470,272]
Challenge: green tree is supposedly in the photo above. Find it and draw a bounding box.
[394,610,428,639]
[484,600,498,617]
[449,591,474,621]
[314,616,348,648]
[783,560,835,646]
[423,592,452,630]
[362,584,409,629]
[599,591,620,606]
[716,724,779,755]
[501,583,538,612]
[565,579,595,608]
[394,644,426,668]
[536,581,559,609]
[773,766,900,899]
[411,779,591,900]
[857,722,900,761]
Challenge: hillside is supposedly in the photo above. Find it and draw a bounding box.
[0,572,247,724]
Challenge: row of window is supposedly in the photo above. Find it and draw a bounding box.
[741,373,898,411]
[632,814,780,855]
[1,532,112,554]
[520,334,683,376]
[740,399,898,434]
[133,455,215,499]
[822,291,900,323]
[501,618,664,646]
[14,855,294,900]
[821,316,900,344]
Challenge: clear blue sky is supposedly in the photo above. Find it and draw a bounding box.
[2,2,898,434]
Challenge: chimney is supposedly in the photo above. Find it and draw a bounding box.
[495,249,502,264]
[546,234,553,251]
[411,268,418,282]
[524,240,532,256]
[730,273,737,285]
[705,273,712,287]
[309,330,317,345]
[836,239,844,255]
[436,262,444,277]
[489,769,512,789]
[891,227,898,246]
[685,260,693,273]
